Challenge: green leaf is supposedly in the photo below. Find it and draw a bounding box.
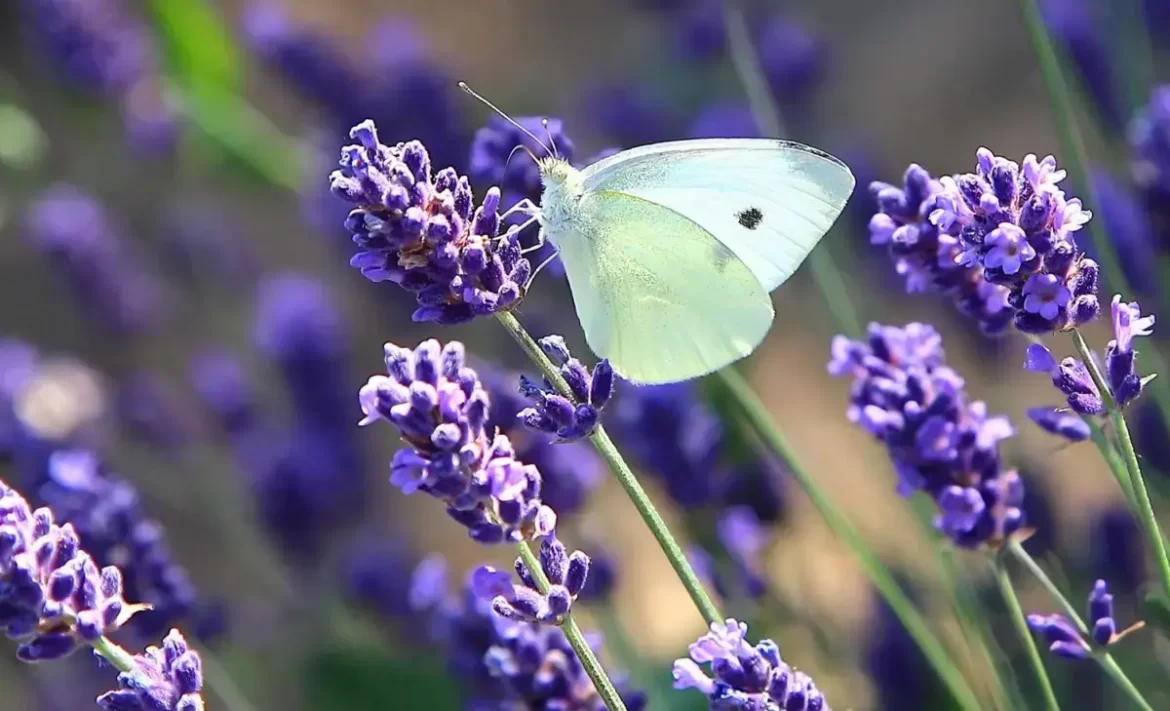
[305,646,461,711]
[146,0,242,95]
[1140,590,1170,633]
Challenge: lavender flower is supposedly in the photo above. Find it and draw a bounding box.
[1026,407,1091,442]
[518,336,614,442]
[1028,579,1144,660]
[1090,171,1158,297]
[673,618,828,710]
[581,82,676,148]
[96,629,204,711]
[470,116,576,208]
[1130,86,1170,246]
[331,120,531,324]
[688,101,760,139]
[1041,0,1124,129]
[481,367,601,517]
[0,477,143,661]
[717,507,768,600]
[25,186,166,335]
[472,536,589,625]
[830,323,1025,548]
[870,149,1099,335]
[359,338,556,543]
[757,14,826,113]
[421,558,645,709]
[674,0,724,62]
[1025,294,1154,415]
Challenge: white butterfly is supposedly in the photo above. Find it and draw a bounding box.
[465,88,855,385]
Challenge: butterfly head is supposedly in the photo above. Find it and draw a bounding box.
[537,156,576,186]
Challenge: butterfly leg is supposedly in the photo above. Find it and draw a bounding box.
[499,198,539,222]
[527,243,561,284]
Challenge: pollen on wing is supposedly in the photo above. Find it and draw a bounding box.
[736,206,764,230]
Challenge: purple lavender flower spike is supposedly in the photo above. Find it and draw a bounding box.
[831,323,1025,549]
[1130,86,1170,247]
[1042,0,1125,129]
[472,536,590,626]
[96,628,204,710]
[674,618,829,709]
[871,148,1099,335]
[1028,578,1143,660]
[360,338,557,543]
[1024,344,1106,416]
[25,186,166,335]
[518,336,613,442]
[717,507,769,600]
[0,477,146,661]
[331,120,530,323]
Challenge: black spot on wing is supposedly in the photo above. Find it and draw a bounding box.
[736,207,764,230]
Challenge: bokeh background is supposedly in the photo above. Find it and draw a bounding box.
[1,0,1168,708]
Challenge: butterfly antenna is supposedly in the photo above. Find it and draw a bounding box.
[502,144,528,177]
[541,118,559,159]
[458,81,552,158]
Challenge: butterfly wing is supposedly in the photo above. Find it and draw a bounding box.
[555,189,774,385]
[581,138,855,291]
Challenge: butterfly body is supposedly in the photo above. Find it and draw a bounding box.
[535,139,854,385]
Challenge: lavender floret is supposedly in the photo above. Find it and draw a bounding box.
[518,336,613,442]
[1028,579,1144,660]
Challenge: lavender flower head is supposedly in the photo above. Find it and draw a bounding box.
[470,116,575,208]
[1025,294,1154,418]
[25,186,165,335]
[96,628,204,711]
[830,323,1025,548]
[0,477,144,662]
[519,336,614,442]
[673,618,828,710]
[331,120,531,323]
[870,149,1099,335]
[359,338,556,543]
[1027,579,1144,660]
[1129,85,1170,242]
[472,535,589,625]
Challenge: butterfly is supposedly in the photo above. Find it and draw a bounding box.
[461,85,855,385]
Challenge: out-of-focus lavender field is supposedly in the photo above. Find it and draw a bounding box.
[2,0,1170,709]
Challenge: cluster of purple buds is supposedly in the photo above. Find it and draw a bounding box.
[470,116,576,211]
[1027,579,1144,660]
[96,628,204,711]
[519,336,614,442]
[673,618,828,710]
[869,149,1099,335]
[359,339,557,543]
[829,323,1026,548]
[472,536,590,625]
[331,120,531,324]
[1025,295,1155,436]
[0,477,145,662]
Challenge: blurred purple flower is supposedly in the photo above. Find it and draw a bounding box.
[359,338,557,543]
[331,120,531,324]
[25,186,167,335]
[717,506,768,600]
[580,82,677,148]
[830,323,1026,548]
[673,0,724,62]
[673,618,827,709]
[757,14,827,114]
[20,0,179,153]
[115,375,196,453]
[1130,86,1170,246]
[1026,407,1091,442]
[1041,0,1124,129]
[96,628,204,710]
[687,101,759,139]
[1093,507,1145,593]
[1028,579,1143,660]
[1088,170,1158,296]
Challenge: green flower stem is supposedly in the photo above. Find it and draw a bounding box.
[516,542,628,711]
[1085,417,1138,510]
[722,0,864,340]
[716,366,982,711]
[91,636,137,673]
[495,311,723,626]
[1008,541,1155,711]
[992,552,1061,711]
[1071,329,1170,606]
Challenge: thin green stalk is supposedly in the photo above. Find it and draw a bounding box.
[1071,329,1170,605]
[716,366,982,711]
[495,311,722,626]
[1085,418,1138,510]
[992,553,1061,711]
[516,542,628,711]
[201,650,264,711]
[91,636,137,673]
[1008,541,1155,711]
[722,0,863,340]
